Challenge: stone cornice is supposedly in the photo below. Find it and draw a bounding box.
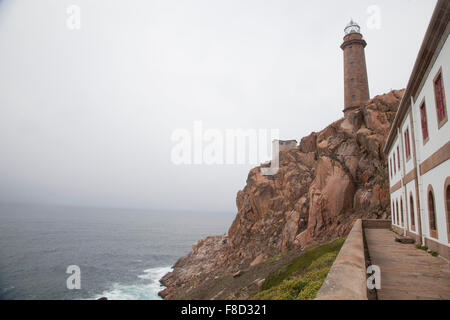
[341,38,367,50]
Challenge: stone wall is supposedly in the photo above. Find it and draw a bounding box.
[316,219,393,300]
[315,219,368,300]
[277,140,298,152]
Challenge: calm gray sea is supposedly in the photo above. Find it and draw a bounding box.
[0,203,233,300]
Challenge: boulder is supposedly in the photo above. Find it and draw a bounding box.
[233,271,243,278]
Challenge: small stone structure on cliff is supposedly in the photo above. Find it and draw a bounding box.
[277,140,298,152]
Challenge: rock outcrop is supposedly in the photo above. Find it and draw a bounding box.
[159,90,404,300]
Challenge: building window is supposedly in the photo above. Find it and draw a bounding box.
[434,70,447,128]
[351,78,355,84]
[392,200,396,225]
[389,158,393,178]
[420,102,429,142]
[445,178,450,243]
[404,128,411,160]
[410,194,415,231]
[396,200,400,227]
[397,146,400,170]
[400,198,404,227]
[428,187,438,239]
[350,61,354,67]
[393,153,396,175]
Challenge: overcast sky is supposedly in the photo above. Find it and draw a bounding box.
[0,0,437,213]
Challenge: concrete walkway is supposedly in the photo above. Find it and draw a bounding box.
[365,229,450,300]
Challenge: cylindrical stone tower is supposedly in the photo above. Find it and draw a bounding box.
[341,20,370,114]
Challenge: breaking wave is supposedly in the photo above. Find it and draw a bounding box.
[91,266,172,300]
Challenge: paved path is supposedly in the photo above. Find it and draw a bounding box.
[365,229,450,300]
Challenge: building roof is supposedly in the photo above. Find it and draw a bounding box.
[383,0,450,154]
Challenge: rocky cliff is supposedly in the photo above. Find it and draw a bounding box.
[159,90,404,300]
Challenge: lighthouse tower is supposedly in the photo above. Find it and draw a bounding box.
[341,20,370,114]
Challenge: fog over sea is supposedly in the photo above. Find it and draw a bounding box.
[0,204,233,300]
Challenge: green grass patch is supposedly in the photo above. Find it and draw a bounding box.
[416,243,428,251]
[250,238,345,300]
[430,251,438,257]
[415,244,438,256]
[263,251,290,264]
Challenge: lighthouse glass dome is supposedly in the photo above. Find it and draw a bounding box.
[344,20,361,35]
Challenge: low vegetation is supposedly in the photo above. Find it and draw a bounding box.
[416,243,428,251]
[250,238,345,300]
[416,244,439,257]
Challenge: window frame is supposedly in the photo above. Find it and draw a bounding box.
[397,146,400,170]
[409,193,416,232]
[419,100,429,144]
[433,67,448,129]
[400,197,404,227]
[393,153,396,175]
[396,200,400,227]
[427,185,438,239]
[392,200,396,225]
[404,127,411,161]
[389,158,393,179]
[445,177,450,244]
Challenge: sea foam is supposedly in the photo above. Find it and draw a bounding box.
[92,266,172,300]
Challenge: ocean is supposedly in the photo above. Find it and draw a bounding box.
[0,203,234,300]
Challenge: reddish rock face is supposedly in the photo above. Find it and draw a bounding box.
[159,90,404,300]
[299,133,317,153]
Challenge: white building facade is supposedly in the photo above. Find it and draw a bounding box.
[384,0,450,259]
